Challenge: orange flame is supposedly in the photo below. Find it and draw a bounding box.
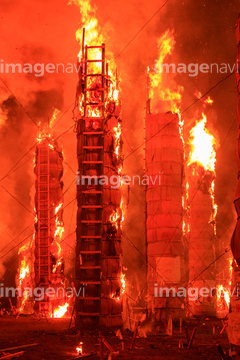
[19,260,29,284]
[112,273,126,301]
[188,113,216,172]
[187,114,217,239]
[217,285,230,313]
[49,108,60,129]
[109,204,124,230]
[121,273,126,295]
[149,29,183,113]
[76,342,83,355]
[17,239,34,312]
[50,303,69,318]
[217,257,232,317]
[194,90,214,105]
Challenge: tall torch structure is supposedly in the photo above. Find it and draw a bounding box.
[74,28,123,326]
[146,113,186,320]
[34,131,65,314]
[146,30,186,320]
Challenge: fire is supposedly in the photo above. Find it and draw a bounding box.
[188,113,216,172]
[109,208,121,229]
[187,113,217,234]
[121,273,126,295]
[217,285,230,315]
[71,0,104,61]
[17,239,34,313]
[112,273,126,301]
[72,0,124,311]
[19,260,29,283]
[54,203,64,239]
[109,203,124,230]
[52,203,64,273]
[194,90,214,105]
[49,108,60,128]
[149,29,183,113]
[50,303,69,318]
[55,203,63,215]
[217,257,232,317]
[113,123,121,160]
[76,342,83,355]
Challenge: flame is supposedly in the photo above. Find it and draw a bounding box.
[194,90,214,105]
[72,1,124,309]
[76,342,83,355]
[121,273,125,295]
[217,285,230,313]
[112,273,126,301]
[54,203,64,240]
[71,0,120,113]
[71,0,104,62]
[49,108,60,129]
[149,29,183,113]
[19,260,29,284]
[217,257,232,317]
[113,123,121,158]
[109,204,124,230]
[55,203,63,215]
[17,239,34,313]
[188,113,216,172]
[50,303,69,318]
[52,203,64,273]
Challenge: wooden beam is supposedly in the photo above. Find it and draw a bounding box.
[0,351,24,359]
[0,344,39,353]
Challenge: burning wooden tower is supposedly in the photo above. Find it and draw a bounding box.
[74,29,123,326]
[34,132,65,314]
[145,30,186,319]
[145,112,186,320]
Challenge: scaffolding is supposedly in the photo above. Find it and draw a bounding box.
[34,136,64,314]
[75,30,122,327]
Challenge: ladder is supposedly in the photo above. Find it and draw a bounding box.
[76,43,106,324]
[35,142,51,313]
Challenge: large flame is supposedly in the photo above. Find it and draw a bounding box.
[149,29,183,113]
[188,113,216,172]
[187,113,217,235]
[52,203,64,273]
[17,239,34,313]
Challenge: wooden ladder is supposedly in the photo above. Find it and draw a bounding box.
[76,43,106,324]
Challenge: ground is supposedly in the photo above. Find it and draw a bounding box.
[0,316,231,359]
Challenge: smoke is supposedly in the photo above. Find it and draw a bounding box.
[0,0,238,294]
